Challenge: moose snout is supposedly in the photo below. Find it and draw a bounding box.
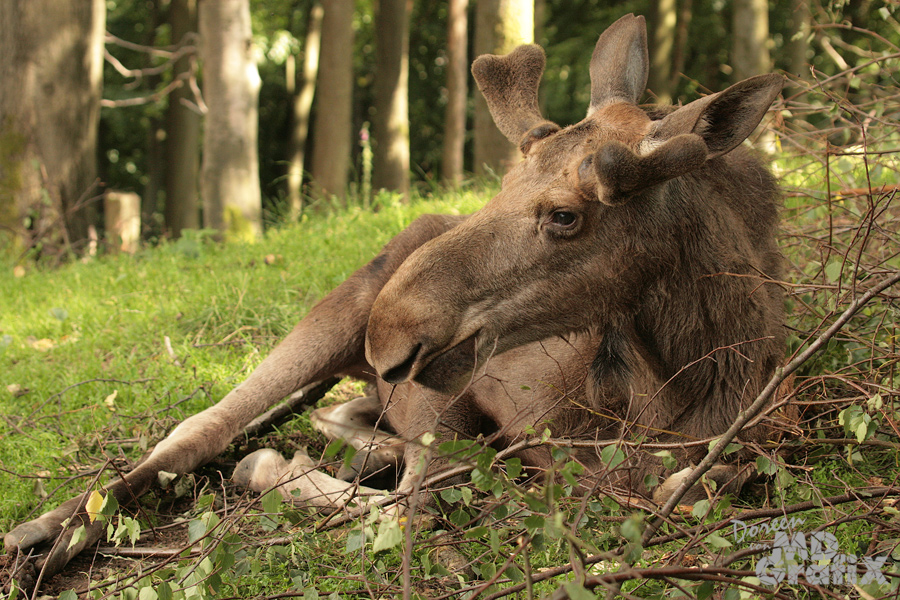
[365,280,470,388]
[373,342,424,384]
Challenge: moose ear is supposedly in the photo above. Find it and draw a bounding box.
[472,44,559,149]
[649,74,784,159]
[588,14,649,113]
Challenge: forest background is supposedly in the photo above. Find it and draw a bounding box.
[1,0,896,251]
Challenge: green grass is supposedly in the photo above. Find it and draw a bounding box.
[0,188,487,534]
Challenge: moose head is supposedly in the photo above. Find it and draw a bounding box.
[365,14,783,395]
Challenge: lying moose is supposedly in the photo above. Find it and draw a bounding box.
[6,13,785,579]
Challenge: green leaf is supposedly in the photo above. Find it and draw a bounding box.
[692,499,710,519]
[59,591,78,600]
[261,489,282,515]
[504,457,522,479]
[188,518,207,544]
[620,514,644,544]
[564,582,597,600]
[652,450,677,470]
[601,445,625,470]
[755,456,777,475]
[67,525,86,551]
[696,580,715,600]
[524,514,545,533]
[304,587,319,600]
[346,528,366,552]
[138,586,158,600]
[824,258,843,283]
[156,581,173,600]
[323,439,345,460]
[372,518,403,553]
[707,533,732,548]
[440,487,462,504]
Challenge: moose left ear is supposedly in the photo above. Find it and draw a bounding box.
[649,73,784,159]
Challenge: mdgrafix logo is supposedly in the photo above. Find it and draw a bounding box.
[732,518,888,586]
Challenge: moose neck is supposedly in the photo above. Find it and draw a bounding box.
[587,162,783,441]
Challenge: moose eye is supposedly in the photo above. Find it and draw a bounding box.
[545,210,581,235]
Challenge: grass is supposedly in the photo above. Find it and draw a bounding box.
[1,147,899,598]
[0,188,487,533]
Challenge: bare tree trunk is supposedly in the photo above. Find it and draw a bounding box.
[670,0,693,92]
[787,0,812,98]
[310,0,354,202]
[199,0,262,240]
[287,2,323,219]
[473,0,533,176]
[648,0,677,103]
[0,0,105,253]
[143,1,165,238]
[732,0,771,81]
[372,0,411,197]
[441,0,468,185]
[165,0,201,237]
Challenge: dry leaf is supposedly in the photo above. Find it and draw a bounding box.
[6,383,29,397]
[104,390,118,411]
[85,490,104,523]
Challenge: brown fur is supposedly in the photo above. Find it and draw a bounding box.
[5,14,785,580]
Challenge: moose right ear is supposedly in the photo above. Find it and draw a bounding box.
[649,74,784,159]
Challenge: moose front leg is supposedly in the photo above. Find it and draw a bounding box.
[3,214,467,584]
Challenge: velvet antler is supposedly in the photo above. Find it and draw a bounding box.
[472,45,559,151]
[593,135,708,206]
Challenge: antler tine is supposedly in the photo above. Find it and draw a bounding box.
[472,45,557,147]
[589,14,649,112]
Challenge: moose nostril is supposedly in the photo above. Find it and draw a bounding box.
[380,343,423,384]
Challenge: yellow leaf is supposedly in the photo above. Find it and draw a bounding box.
[85,490,104,523]
[104,390,118,411]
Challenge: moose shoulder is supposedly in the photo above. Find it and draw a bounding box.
[5,13,785,583]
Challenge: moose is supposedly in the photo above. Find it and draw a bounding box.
[6,14,785,580]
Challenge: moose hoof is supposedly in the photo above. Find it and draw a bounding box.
[233,448,292,493]
[652,465,743,505]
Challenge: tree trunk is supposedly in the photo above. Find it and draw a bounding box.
[310,0,354,202]
[287,2,323,219]
[0,0,105,254]
[165,0,201,237]
[732,0,771,81]
[143,1,165,238]
[473,0,533,176]
[648,0,677,104]
[199,0,262,240]
[372,0,411,197]
[441,0,468,185]
[670,0,693,93]
[787,0,812,98]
